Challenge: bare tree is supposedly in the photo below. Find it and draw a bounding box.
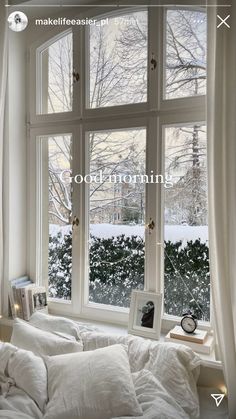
[165,125,207,226]
[166,10,206,98]
[47,9,207,227]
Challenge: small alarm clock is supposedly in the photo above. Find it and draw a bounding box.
[181,310,198,334]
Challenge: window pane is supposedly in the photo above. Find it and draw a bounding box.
[40,32,73,114]
[164,125,210,321]
[89,12,147,108]
[165,10,206,99]
[48,135,72,299]
[89,129,146,307]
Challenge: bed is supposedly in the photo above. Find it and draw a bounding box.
[0,313,228,419]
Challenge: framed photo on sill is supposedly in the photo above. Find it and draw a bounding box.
[128,290,162,340]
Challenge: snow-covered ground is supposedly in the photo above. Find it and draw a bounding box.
[50,223,208,244]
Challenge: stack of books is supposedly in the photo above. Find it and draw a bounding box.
[8,276,47,320]
[165,325,214,354]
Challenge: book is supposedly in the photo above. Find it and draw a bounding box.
[8,276,32,318]
[15,280,32,319]
[8,277,48,320]
[165,331,214,355]
[8,282,16,318]
[20,284,37,320]
[169,325,208,344]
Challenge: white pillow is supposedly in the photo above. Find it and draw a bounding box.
[11,319,83,356]
[7,346,47,412]
[44,344,143,419]
[29,311,94,339]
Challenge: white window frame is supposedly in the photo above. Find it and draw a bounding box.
[28,3,210,329]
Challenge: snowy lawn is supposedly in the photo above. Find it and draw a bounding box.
[49,223,208,245]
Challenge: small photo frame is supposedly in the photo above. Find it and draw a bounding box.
[128,290,162,340]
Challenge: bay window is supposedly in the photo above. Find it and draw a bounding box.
[29,5,209,325]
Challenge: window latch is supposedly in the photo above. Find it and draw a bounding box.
[73,70,80,83]
[150,53,157,71]
[147,218,155,232]
[72,216,79,230]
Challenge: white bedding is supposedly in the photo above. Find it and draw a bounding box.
[0,411,37,419]
[0,387,43,419]
[81,331,201,418]
[0,342,45,419]
[0,331,201,419]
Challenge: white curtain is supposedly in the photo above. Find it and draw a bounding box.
[0,3,8,315]
[208,1,236,417]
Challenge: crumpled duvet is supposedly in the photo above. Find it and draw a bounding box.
[121,370,191,419]
[0,373,15,398]
[81,331,201,419]
[0,332,201,419]
[0,387,43,419]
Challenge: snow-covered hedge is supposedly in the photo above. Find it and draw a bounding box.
[48,232,210,321]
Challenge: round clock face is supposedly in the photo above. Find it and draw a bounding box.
[181,315,197,333]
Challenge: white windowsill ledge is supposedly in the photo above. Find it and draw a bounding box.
[0,315,221,369]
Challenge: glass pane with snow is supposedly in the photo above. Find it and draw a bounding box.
[89,11,147,108]
[164,125,210,321]
[89,129,146,307]
[39,31,73,114]
[165,9,206,99]
[48,135,72,300]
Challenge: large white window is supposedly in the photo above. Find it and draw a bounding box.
[29,5,208,326]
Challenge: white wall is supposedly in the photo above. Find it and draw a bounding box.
[3,6,77,314]
[3,30,27,315]
[3,6,80,314]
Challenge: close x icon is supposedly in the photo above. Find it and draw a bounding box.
[217,14,230,28]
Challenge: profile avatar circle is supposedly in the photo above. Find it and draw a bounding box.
[8,11,28,32]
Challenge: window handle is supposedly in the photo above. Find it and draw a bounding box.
[72,216,79,230]
[150,53,157,70]
[73,70,80,83]
[147,218,155,232]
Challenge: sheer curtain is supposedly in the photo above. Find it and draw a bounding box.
[0,2,8,315]
[208,1,236,417]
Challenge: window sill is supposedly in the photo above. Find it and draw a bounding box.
[0,315,220,369]
[48,298,72,305]
[47,301,211,331]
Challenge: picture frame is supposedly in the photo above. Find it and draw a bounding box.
[128,290,162,340]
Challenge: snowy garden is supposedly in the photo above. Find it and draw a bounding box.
[49,224,210,321]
